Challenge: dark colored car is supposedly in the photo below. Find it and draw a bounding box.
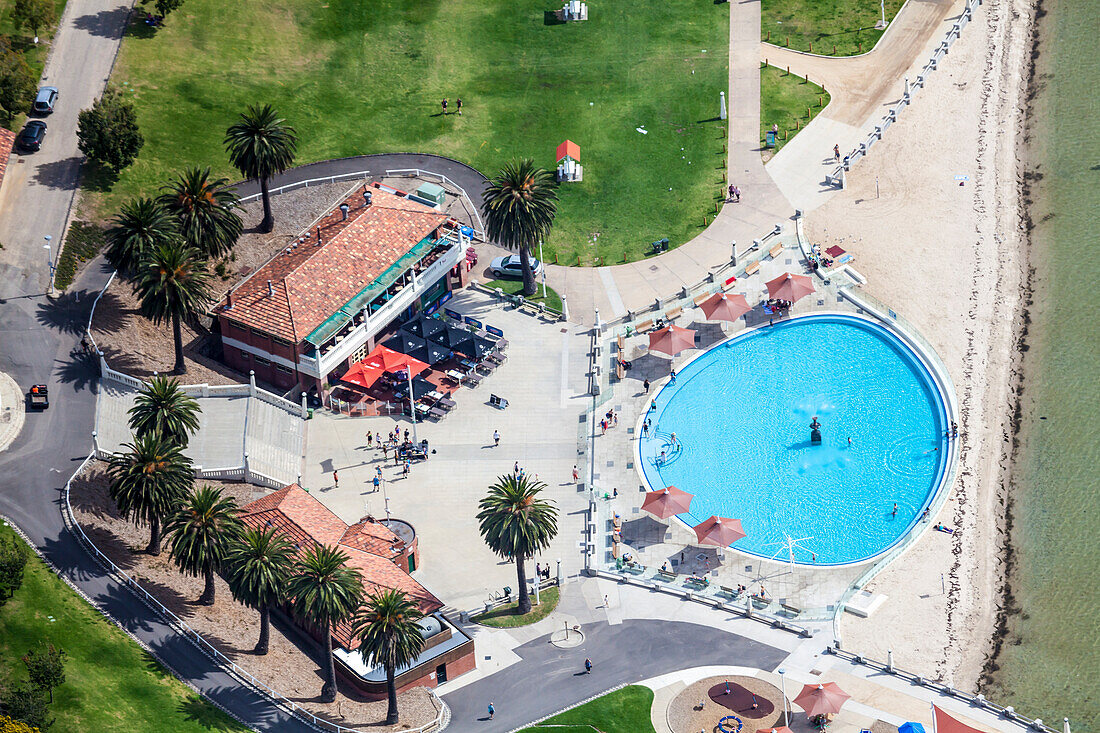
[33,86,58,114]
[17,121,47,152]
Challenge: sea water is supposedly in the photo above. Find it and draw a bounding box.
[981,0,1100,728]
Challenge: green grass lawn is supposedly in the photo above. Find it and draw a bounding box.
[517,685,656,733]
[0,0,71,129]
[0,525,249,732]
[761,0,905,56]
[472,585,559,628]
[760,64,830,156]
[482,278,563,314]
[93,0,729,265]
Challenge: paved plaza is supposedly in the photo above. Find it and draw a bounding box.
[301,289,593,611]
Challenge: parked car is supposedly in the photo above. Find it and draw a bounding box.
[489,254,544,280]
[17,121,47,152]
[32,86,58,114]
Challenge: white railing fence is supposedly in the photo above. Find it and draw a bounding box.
[60,450,447,733]
[828,0,984,187]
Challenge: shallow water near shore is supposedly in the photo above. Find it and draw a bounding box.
[982,0,1100,728]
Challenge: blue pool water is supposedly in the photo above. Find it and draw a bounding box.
[637,314,949,565]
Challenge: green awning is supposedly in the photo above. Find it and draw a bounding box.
[304,236,440,347]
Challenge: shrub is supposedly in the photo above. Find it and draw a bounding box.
[0,536,28,604]
[0,713,42,733]
[76,89,143,171]
[53,222,105,290]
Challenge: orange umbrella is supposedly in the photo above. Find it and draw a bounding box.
[794,682,850,717]
[765,272,816,303]
[362,344,430,377]
[341,361,385,390]
[641,486,694,519]
[699,292,752,322]
[648,324,696,356]
[692,516,747,547]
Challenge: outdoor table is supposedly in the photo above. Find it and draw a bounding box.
[426,390,444,402]
[459,358,477,370]
[445,369,465,381]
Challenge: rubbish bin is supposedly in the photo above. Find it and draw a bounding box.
[306,408,314,419]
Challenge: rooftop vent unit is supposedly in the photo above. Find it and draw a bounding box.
[340,203,350,220]
[363,190,372,206]
[267,280,274,297]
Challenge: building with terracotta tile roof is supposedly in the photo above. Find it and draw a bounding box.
[0,128,17,196]
[238,484,474,698]
[217,182,470,393]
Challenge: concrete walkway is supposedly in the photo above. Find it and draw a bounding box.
[762,0,964,212]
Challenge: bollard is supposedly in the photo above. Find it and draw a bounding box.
[767,30,770,41]
[833,44,836,55]
[818,96,822,107]
[809,42,812,53]
[785,36,789,47]
[786,65,790,75]
[807,107,811,119]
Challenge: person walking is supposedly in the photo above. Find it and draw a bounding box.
[456,97,463,115]
[493,429,500,447]
[366,431,373,447]
[833,143,841,162]
[441,98,448,115]
[514,461,520,476]
[403,459,411,478]
[603,594,609,608]
[572,465,579,482]
[727,183,736,202]
[584,658,592,674]
[487,702,495,720]
[643,378,650,393]
[372,474,381,493]
[333,470,338,488]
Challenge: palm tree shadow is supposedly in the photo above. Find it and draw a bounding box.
[34,287,97,336]
[176,695,241,730]
[86,290,129,335]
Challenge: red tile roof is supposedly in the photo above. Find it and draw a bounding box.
[239,484,442,650]
[220,184,450,342]
[0,128,17,194]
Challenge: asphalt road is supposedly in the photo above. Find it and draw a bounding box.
[441,619,787,732]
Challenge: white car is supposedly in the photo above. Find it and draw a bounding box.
[489,254,544,280]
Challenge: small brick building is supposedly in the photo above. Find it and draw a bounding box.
[238,484,474,697]
[216,183,470,396]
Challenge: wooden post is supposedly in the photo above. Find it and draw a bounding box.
[715,202,720,214]
[858,42,862,52]
[786,36,789,47]
[818,96,823,107]
[767,30,770,41]
[807,107,811,118]
[786,65,790,75]
[809,42,812,53]
[784,130,788,140]
[703,216,708,226]
[833,44,837,55]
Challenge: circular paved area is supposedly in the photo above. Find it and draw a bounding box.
[668,675,785,733]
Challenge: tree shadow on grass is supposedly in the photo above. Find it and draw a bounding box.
[543,10,565,25]
[77,160,120,194]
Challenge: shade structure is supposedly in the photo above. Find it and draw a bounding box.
[898,723,926,733]
[794,682,850,717]
[692,516,747,547]
[556,139,580,162]
[825,245,846,258]
[648,324,697,356]
[362,344,430,379]
[383,333,451,365]
[401,314,447,341]
[403,375,436,400]
[340,361,385,390]
[699,292,752,322]
[765,272,816,303]
[932,705,988,733]
[641,486,693,519]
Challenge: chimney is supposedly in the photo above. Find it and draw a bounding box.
[225,291,232,310]
[339,203,349,221]
[363,190,372,207]
[317,227,323,245]
[267,280,273,297]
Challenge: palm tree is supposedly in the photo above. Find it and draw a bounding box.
[134,241,212,374]
[287,545,363,702]
[225,527,296,654]
[351,590,425,725]
[481,159,558,296]
[107,433,193,555]
[165,485,241,606]
[159,167,243,259]
[128,375,201,447]
[476,474,559,615]
[224,104,298,234]
[104,197,180,275]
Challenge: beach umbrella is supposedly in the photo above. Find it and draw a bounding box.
[640,486,693,519]
[794,682,850,717]
[401,314,447,341]
[362,344,430,377]
[692,516,747,547]
[648,324,696,356]
[404,375,435,400]
[340,361,385,390]
[825,245,846,258]
[899,723,925,733]
[383,333,450,365]
[765,272,816,303]
[699,292,752,322]
[430,324,475,351]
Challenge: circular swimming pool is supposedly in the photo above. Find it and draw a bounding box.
[636,314,950,565]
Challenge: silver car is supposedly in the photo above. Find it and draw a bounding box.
[489,254,544,280]
[33,87,59,114]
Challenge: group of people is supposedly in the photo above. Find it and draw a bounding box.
[440,97,463,115]
[726,183,742,202]
[600,407,619,434]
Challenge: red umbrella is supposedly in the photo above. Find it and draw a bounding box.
[765,272,816,303]
[825,245,846,258]
[363,344,430,377]
[641,486,693,519]
[648,324,696,356]
[341,361,385,390]
[699,292,752,322]
[794,682,850,717]
[692,516,747,547]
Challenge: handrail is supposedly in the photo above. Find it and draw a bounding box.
[61,450,447,733]
[384,168,487,238]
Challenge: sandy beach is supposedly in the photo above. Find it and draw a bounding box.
[803,0,1035,689]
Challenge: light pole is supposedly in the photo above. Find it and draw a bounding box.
[778,668,789,724]
[43,235,54,282]
[875,0,887,29]
[538,239,547,299]
[406,369,419,445]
